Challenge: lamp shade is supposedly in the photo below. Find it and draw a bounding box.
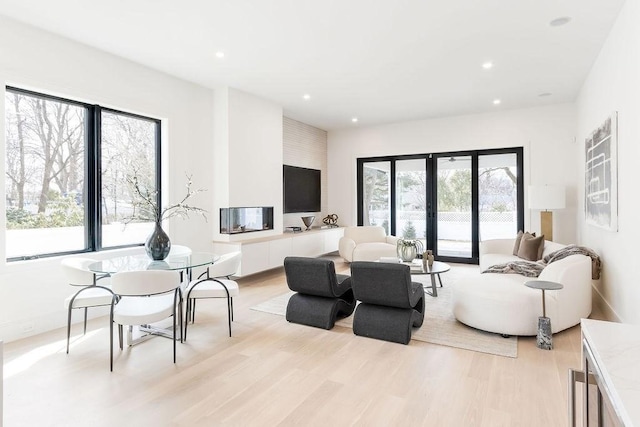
[528,185,566,210]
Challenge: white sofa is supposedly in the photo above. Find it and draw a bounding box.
[452,238,593,336]
[338,226,399,262]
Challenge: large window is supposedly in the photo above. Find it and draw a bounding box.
[357,148,523,264]
[4,87,160,261]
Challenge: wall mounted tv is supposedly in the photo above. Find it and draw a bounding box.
[283,165,321,213]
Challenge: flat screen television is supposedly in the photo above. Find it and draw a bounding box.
[283,165,321,213]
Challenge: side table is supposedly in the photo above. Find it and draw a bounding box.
[524,280,563,350]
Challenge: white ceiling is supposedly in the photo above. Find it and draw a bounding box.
[0,0,625,131]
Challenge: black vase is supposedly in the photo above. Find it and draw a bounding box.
[145,222,171,260]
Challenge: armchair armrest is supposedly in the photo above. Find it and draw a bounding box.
[385,235,399,246]
[339,237,357,262]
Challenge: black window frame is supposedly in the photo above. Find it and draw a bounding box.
[357,147,524,265]
[5,86,162,262]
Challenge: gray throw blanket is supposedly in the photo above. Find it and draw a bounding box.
[483,245,601,279]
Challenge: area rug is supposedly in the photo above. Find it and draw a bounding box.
[251,265,517,358]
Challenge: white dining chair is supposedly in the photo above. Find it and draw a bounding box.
[184,251,241,340]
[109,270,182,371]
[62,257,114,354]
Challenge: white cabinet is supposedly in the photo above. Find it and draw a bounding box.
[213,227,344,277]
[268,238,293,269]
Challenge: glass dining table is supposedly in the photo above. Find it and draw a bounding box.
[88,252,219,275]
[88,251,220,345]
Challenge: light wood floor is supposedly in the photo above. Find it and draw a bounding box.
[4,257,592,426]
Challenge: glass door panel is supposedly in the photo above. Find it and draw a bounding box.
[436,156,472,258]
[395,159,427,244]
[478,153,518,240]
[362,161,391,234]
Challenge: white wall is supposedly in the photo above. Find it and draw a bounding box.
[283,117,328,229]
[212,88,283,241]
[327,104,578,243]
[576,0,640,323]
[0,16,215,342]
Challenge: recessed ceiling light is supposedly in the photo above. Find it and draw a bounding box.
[493,99,501,105]
[352,117,358,123]
[215,51,225,58]
[538,92,552,97]
[482,61,493,70]
[550,16,571,27]
[303,94,311,100]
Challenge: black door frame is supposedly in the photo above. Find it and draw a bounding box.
[357,147,524,265]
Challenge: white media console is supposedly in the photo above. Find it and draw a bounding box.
[212,227,344,277]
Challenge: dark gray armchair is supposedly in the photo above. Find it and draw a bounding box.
[350,261,425,344]
[284,257,356,330]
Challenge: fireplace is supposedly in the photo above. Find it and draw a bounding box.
[220,206,274,234]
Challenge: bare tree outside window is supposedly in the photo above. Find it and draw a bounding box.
[4,88,160,259]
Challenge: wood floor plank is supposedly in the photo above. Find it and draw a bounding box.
[3,256,588,426]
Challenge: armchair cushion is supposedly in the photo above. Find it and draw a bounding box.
[339,226,398,262]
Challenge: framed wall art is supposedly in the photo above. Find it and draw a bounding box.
[585,112,618,231]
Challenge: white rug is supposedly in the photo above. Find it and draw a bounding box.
[251,265,517,358]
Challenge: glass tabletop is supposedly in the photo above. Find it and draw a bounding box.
[405,260,451,275]
[88,252,220,274]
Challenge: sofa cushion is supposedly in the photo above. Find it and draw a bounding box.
[518,235,544,261]
[512,231,536,256]
[480,253,520,271]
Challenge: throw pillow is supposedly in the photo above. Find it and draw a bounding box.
[512,230,536,256]
[517,234,544,261]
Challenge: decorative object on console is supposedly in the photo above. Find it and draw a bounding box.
[585,112,618,232]
[529,185,565,242]
[126,172,207,260]
[322,214,339,227]
[301,215,315,230]
[396,238,424,262]
[285,226,302,233]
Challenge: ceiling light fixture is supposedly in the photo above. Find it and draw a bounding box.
[550,16,571,27]
[215,51,225,59]
[493,99,501,105]
[303,94,311,100]
[352,117,358,123]
[482,61,493,70]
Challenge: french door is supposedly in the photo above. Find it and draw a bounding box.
[357,147,524,264]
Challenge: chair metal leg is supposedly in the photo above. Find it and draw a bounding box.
[184,298,191,341]
[109,317,114,372]
[118,325,123,350]
[227,296,232,337]
[83,307,88,334]
[66,305,73,354]
[192,299,197,323]
[230,297,234,321]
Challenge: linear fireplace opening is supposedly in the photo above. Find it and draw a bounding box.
[220,206,274,234]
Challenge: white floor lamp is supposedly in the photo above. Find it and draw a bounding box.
[529,185,566,242]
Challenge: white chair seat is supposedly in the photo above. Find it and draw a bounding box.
[113,294,176,325]
[186,278,239,299]
[64,286,113,309]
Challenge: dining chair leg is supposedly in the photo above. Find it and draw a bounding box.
[172,305,177,364]
[179,295,184,344]
[227,296,232,337]
[66,306,73,354]
[184,299,190,341]
[118,325,123,350]
[83,307,88,334]
[230,297,234,321]
[192,299,197,323]
[109,319,114,372]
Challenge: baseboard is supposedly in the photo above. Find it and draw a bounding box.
[591,283,622,322]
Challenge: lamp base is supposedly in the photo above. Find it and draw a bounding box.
[540,211,553,242]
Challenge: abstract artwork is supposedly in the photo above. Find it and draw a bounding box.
[585,112,618,231]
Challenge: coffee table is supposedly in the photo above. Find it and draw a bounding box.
[404,260,450,297]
